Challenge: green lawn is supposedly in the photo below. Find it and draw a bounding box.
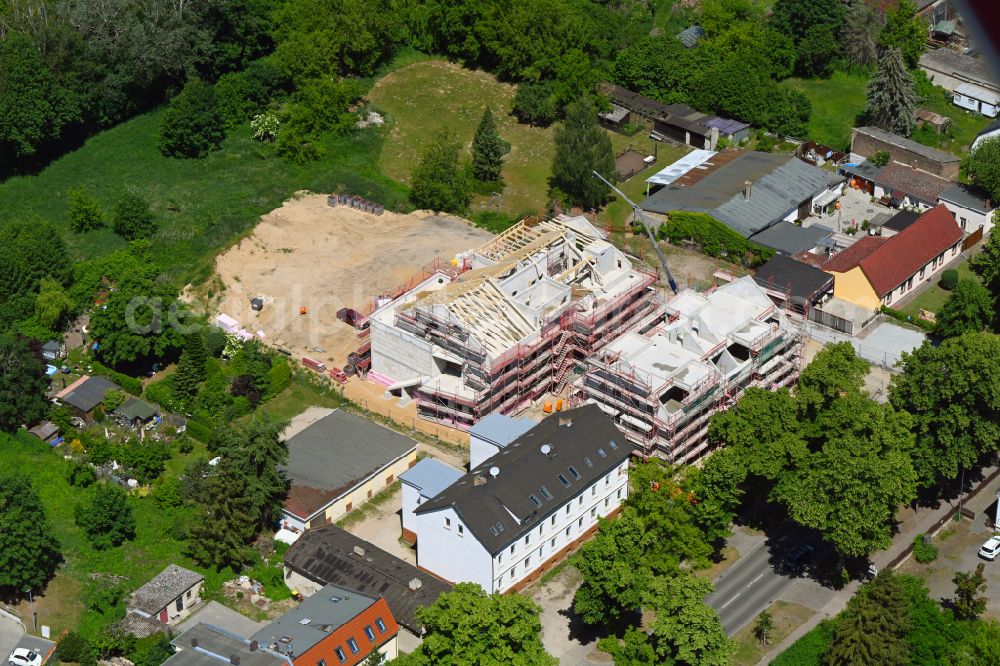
[598,138,689,231]
[910,85,995,154]
[782,71,870,150]
[368,59,557,216]
[0,112,409,288]
[899,257,980,318]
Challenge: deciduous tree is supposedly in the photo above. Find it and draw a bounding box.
[69,187,105,232]
[879,0,927,69]
[935,280,994,338]
[645,572,735,666]
[550,98,616,211]
[841,0,884,69]
[970,217,1000,299]
[963,137,1000,202]
[88,277,184,370]
[754,609,774,646]
[34,276,74,331]
[159,79,226,158]
[864,48,917,136]
[112,190,158,241]
[75,483,136,549]
[0,470,61,597]
[471,108,508,183]
[953,564,988,621]
[410,129,472,214]
[0,334,49,432]
[795,342,869,436]
[770,0,845,77]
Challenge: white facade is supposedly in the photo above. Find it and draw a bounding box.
[940,201,996,238]
[882,241,963,307]
[412,461,629,593]
[954,83,1000,118]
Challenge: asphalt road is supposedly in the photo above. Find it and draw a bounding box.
[0,614,24,662]
[706,543,798,635]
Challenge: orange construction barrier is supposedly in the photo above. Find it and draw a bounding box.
[555,399,563,411]
[299,306,308,315]
[543,401,553,413]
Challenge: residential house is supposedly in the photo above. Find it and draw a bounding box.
[399,457,463,545]
[165,624,291,666]
[468,412,537,469]
[54,375,122,421]
[851,126,961,179]
[753,254,834,315]
[939,183,996,236]
[639,150,844,238]
[972,118,1000,150]
[407,405,630,593]
[281,410,417,532]
[953,82,1000,117]
[872,161,953,210]
[919,48,998,97]
[822,205,963,311]
[120,565,204,637]
[283,525,451,639]
[252,585,399,666]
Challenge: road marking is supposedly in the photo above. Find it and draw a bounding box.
[746,572,766,587]
[720,592,741,609]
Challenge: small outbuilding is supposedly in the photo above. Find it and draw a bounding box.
[114,397,159,429]
[28,421,60,444]
[250,297,264,312]
[953,82,1000,118]
[120,564,205,637]
[41,340,63,361]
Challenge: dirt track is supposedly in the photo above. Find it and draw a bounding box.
[213,193,493,369]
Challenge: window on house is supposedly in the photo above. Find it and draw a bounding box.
[525,556,531,568]
[591,507,597,518]
[565,505,570,515]
[885,291,893,304]
[609,440,618,450]
[445,517,451,529]
[347,638,360,654]
[458,524,464,536]
[583,457,593,468]
[335,648,346,663]
[960,217,967,230]
[186,590,192,599]
[498,552,503,563]
[919,267,925,279]
[376,618,387,633]
[568,466,581,480]
[578,517,583,528]
[565,526,570,537]
[551,515,556,527]
[605,497,610,508]
[617,488,623,499]
[606,475,611,486]
[578,496,583,506]
[591,486,596,497]
[525,535,530,546]
[597,448,606,458]
[318,659,326,666]
[551,537,556,549]
[498,573,504,586]
[365,626,376,641]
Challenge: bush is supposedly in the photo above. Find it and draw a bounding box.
[913,534,939,563]
[772,619,837,666]
[872,150,891,167]
[91,361,143,395]
[246,560,293,601]
[202,326,228,358]
[56,632,97,666]
[85,581,127,613]
[658,211,774,267]
[113,190,158,241]
[265,358,291,401]
[145,377,181,412]
[215,59,290,129]
[940,269,959,291]
[512,81,558,126]
[185,418,214,443]
[879,305,937,332]
[152,477,184,509]
[66,461,97,488]
[469,210,521,234]
[69,187,105,232]
[159,79,226,158]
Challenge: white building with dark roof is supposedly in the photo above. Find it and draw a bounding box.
[406,405,630,593]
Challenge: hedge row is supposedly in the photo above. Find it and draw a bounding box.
[880,305,936,332]
[655,211,774,268]
[90,360,143,395]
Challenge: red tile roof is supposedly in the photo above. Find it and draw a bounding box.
[821,236,888,273]
[823,205,963,296]
[875,162,952,203]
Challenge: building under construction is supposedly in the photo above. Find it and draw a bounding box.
[573,276,802,464]
[366,215,660,429]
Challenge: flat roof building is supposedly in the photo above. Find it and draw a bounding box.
[165,624,290,666]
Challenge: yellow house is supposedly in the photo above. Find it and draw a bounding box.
[823,205,963,311]
[281,409,418,531]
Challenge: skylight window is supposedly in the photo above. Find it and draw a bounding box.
[597,448,607,458]
[529,494,542,507]
[540,486,553,500]
[609,440,619,450]
[568,466,581,480]
[558,473,571,487]
[495,521,505,533]
[583,457,593,467]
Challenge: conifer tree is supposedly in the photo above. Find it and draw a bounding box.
[172,333,207,401]
[551,98,617,211]
[471,108,508,182]
[864,47,917,136]
[826,571,910,666]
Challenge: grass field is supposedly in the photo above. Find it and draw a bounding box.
[368,59,557,216]
[910,85,994,154]
[782,71,870,150]
[0,112,409,288]
[899,257,979,318]
[732,601,817,666]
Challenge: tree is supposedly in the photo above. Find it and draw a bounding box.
[935,280,994,338]
[187,463,257,569]
[864,48,917,136]
[796,24,840,78]
[796,342,869,435]
[826,571,910,666]
[0,471,61,597]
[0,334,50,432]
[75,483,136,549]
[889,333,1000,487]
[841,0,884,69]
[0,218,72,331]
[551,98,616,211]
[770,0,845,77]
[471,108,508,183]
[871,150,891,167]
[276,77,363,162]
[361,648,384,666]
[69,187,105,232]
[34,276,74,331]
[159,79,226,158]
[409,130,472,214]
[645,572,735,666]
[113,190,158,240]
[572,511,654,626]
[213,416,288,531]
[754,610,774,646]
[88,277,184,370]
[879,0,927,69]
[953,564,988,621]
[963,137,1000,202]
[173,333,208,401]
[397,583,556,666]
[971,219,1000,298]
[596,628,656,666]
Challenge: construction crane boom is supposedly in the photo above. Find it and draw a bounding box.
[592,170,678,294]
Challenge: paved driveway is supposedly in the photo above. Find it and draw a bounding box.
[0,613,24,662]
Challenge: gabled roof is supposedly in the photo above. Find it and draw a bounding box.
[282,410,417,520]
[399,458,463,500]
[56,375,120,413]
[115,397,158,421]
[823,206,963,296]
[874,162,953,204]
[753,255,834,303]
[167,624,290,666]
[749,221,832,256]
[853,127,961,165]
[283,526,451,634]
[130,565,204,615]
[939,183,995,211]
[414,404,630,556]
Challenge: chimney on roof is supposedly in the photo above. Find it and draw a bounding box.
[191,639,199,648]
[230,656,240,666]
[744,180,752,201]
[473,475,487,486]
[559,416,572,428]
[409,578,423,591]
[249,642,258,652]
[353,546,365,558]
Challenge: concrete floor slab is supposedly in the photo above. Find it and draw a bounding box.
[856,321,926,367]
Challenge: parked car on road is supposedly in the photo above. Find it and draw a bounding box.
[9,648,42,666]
[979,535,1000,560]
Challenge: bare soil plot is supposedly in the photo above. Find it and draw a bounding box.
[732,601,817,666]
[213,193,493,369]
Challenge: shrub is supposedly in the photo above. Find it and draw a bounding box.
[265,358,291,400]
[185,418,214,443]
[772,619,837,665]
[91,361,143,395]
[145,377,181,412]
[872,150,891,167]
[159,79,226,158]
[103,388,126,412]
[69,187,105,232]
[913,534,938,563]
[75,483,136,549]
[85,581,126,613]
[512,81,558,126]
[56,632,96,666]
[658,211,774,267]
[880,305,937,332]
[152,477,184,509]
[66,461,97,488]
[202,326,228,358]
[113,190,158,240]
[940,269,959,291]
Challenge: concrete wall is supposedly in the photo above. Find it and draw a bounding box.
[942,201,995,237]
[469,434,502,470]
[413,462,630,594]
[164,581,203,624]
[370,317,436,382]
[852,130,960,179]
[881,241,962,307]
[827,266,881,311]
